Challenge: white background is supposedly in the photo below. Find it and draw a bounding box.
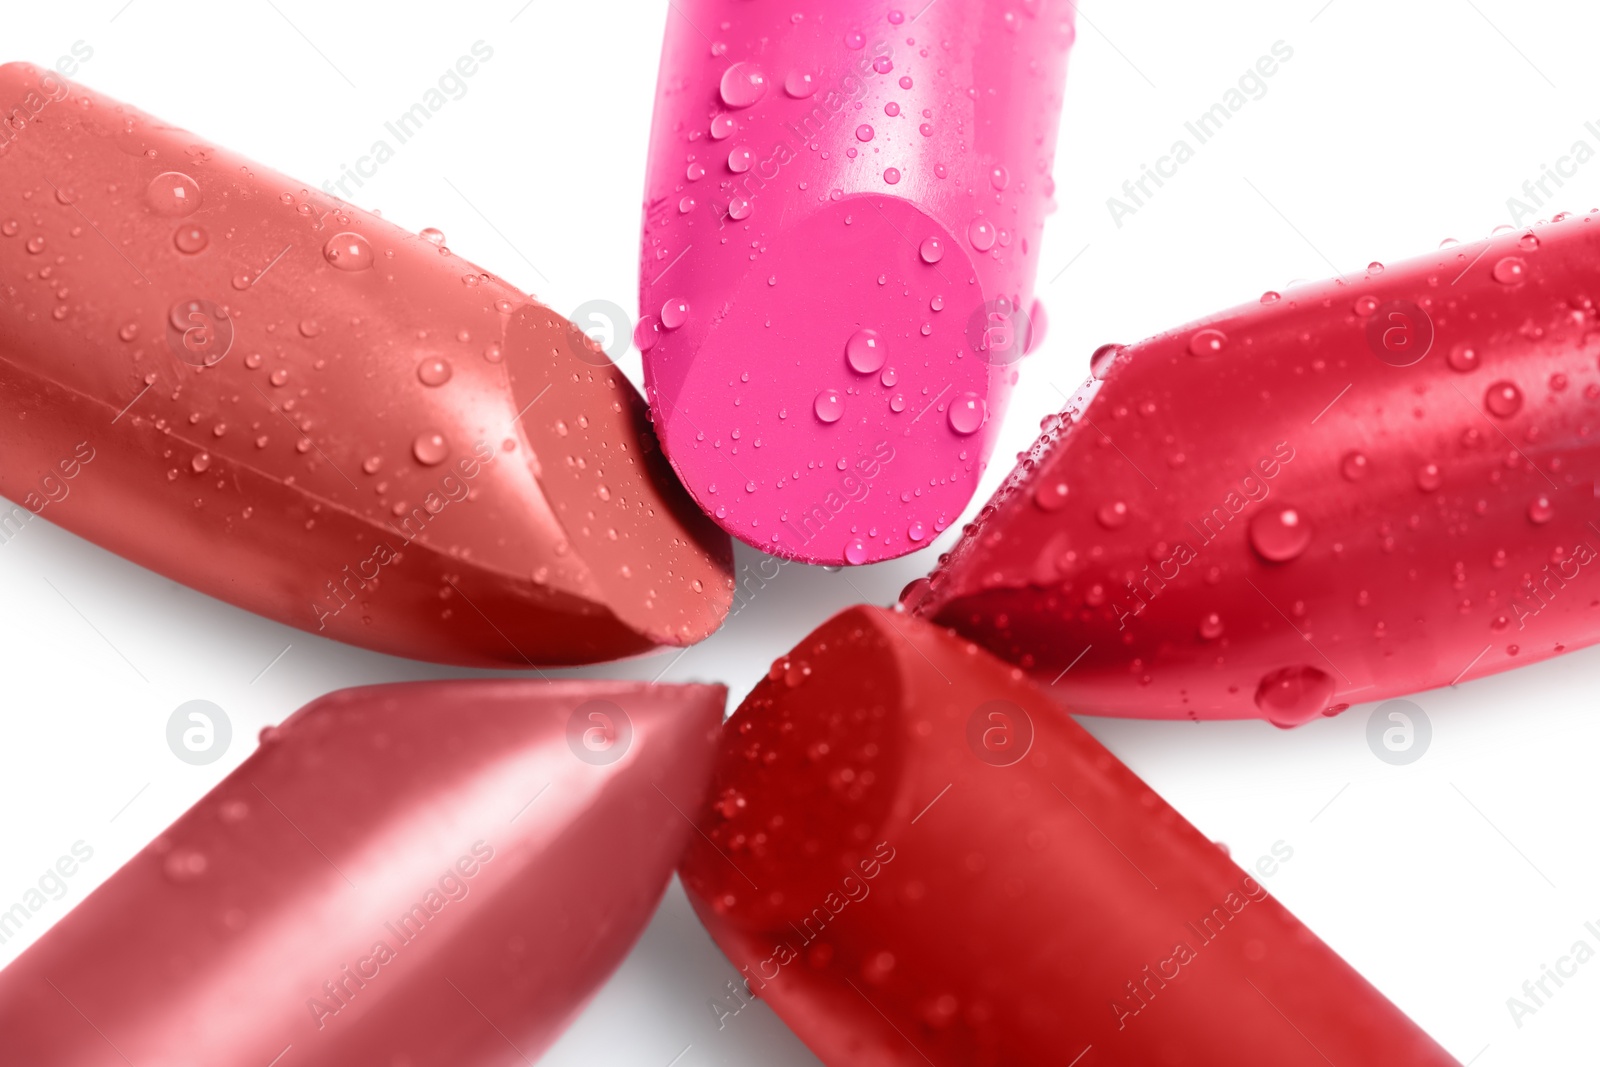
[2,1,1597,1063]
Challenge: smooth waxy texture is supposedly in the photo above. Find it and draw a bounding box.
[639,1,1075,564]
[0,62,733,666]
[910,218,1600,723]
[0,679,725,1065]
[680,606,1458,1065]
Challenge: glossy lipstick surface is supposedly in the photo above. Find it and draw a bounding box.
[680,606,1458,1065]
[909,218,1600,723]
[0,679,725,1065]
[639,1,1075,565]
[0,62,733,666]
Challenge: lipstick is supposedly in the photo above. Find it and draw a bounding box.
[0,61,733,667]
[639,1,1076,564]
[0,678,725,1064]
[908,219,1599,723]
[680,605,1459,1064]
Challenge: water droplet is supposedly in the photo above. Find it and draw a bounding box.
[948,393,985,435]
[661,299,690,329]
[634,316,662,351]
[883,167,901,185]
[784,70,818,98]
[1491,256,1527,284]
[420,227,446,246]
[413,432,449,466]
[728,146,754,172]
[25,235,45,255]
[1198,612,1224,640]
[0,219,17,237]
[856,124,875,142]
[814,390,845,423]
[845,30,866,49]
[900,76,914,89]
[907,521,926,542]
[1415,462,1442,492]
[163,848,208,882]
[1249,507,1311,562]
[1254,666,1334,727]
[269,368,289,387]
[1528,494,1554,524]
[1188,328,1226,357]
[719,62,768,108]
[118,322,139,342]
[710,113,737,140]
[146,171,201,217]
[844,538,868,564]
[191,452,211,473]
[323,232,374,271]
[362,455,382,474]
[1367,261,1385,274]
[728,196,752,220]
[1089,343,1122,379]
[173,224,208,254]
[1448,345,1479,373]
[846,328,887,374]
[989,165,1009,190]
[1341,451,1369,481]
[1260,291,1281,304]
[873,55,894,74]
[1484,380,1523,417]
[967,218,996,251]
[417,358,452,386]
[919,236,944,263]
[298,319,322,339]
[1034,481,1069,511]
[885,102,901,117]
[1096,501,1128,529]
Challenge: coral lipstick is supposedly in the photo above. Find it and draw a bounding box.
[639,1,1076,565]
[0,679,725,1065]
[0,62,733,667]
[909,217,1599,723]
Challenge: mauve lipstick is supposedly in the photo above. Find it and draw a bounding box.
[0,679,725,1065]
